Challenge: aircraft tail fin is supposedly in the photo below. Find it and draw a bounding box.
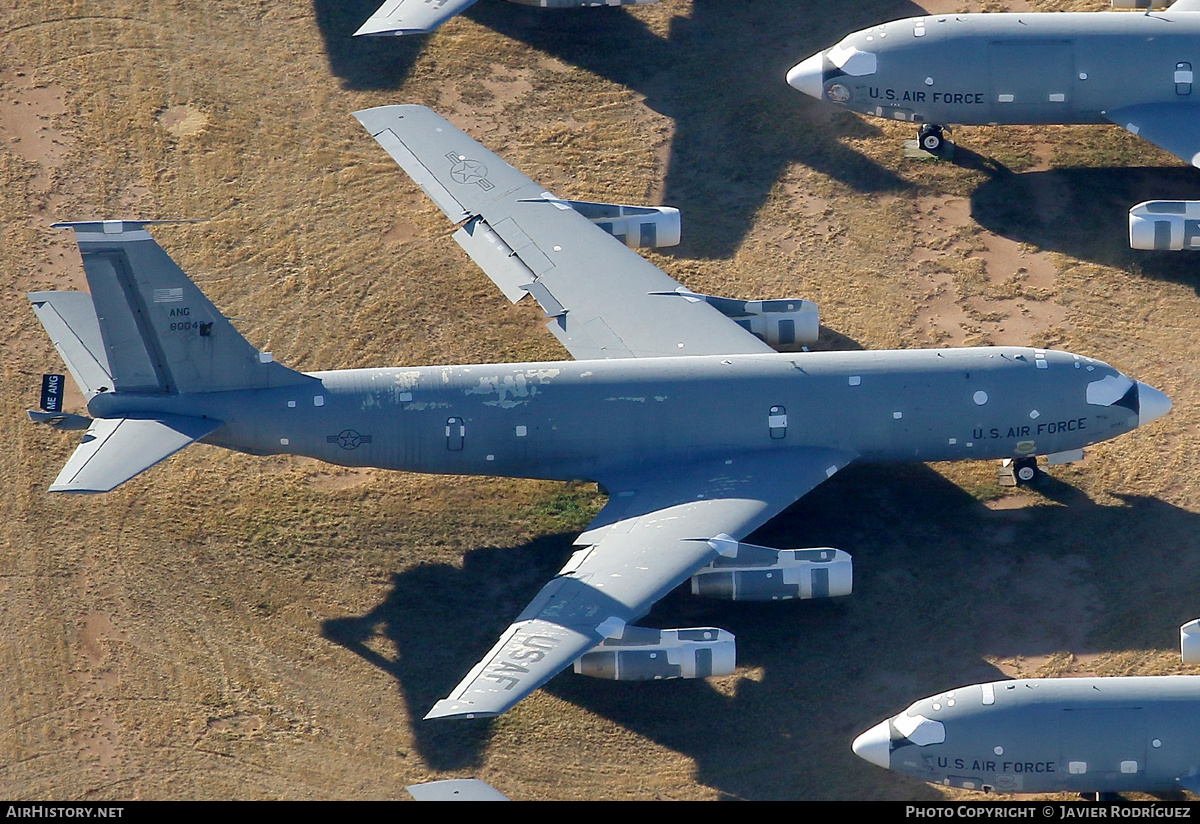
[47,221,308,395]
[48,414,221,493]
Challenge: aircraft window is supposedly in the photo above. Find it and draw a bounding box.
[893,713,945,746]
[1176,63,1192,95]
[1085,374,1134,406]
[768,405,787,440]
[1146,201,1187,214]
[827,45,877,76]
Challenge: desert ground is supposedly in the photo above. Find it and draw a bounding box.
[3,0,1200,801]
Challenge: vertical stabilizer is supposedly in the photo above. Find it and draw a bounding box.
[53,221,308,394]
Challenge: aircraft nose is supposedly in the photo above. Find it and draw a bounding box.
[1137,381,1172,426]
[787,52,825,99]
[851,719,891,769]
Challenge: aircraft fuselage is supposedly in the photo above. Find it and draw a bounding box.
[855,676,1200,794]
[791,12,1200,127]
[86,346,1148,484]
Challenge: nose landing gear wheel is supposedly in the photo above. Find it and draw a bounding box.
[918,124,945,153]
[1014,457,1039,485]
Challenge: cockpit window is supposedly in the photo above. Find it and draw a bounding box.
[827,44,877,77]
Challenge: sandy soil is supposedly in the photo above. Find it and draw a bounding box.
[3,0,1200,802]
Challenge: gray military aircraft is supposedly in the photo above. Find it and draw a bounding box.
[855,620,1200,797]
[853,674,1200,795]
[28,105,1170,720]
[354,0,658,37]
[787,0,1200,158]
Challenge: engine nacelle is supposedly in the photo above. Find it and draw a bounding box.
[564,199,681,249]
[1181,619,1200,663]
[573,626,735,681]
[691,543,852,601]
[701,296,820,351]
[1129,201,1200,250]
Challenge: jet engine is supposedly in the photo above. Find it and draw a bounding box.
[691,543,852,601]
[574,626,735,681]
[562,199,681,249]
[651,288,820,351]
[1129,200,1200,250]
[700,295,820,351]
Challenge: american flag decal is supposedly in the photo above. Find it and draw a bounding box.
[153,288,184,303]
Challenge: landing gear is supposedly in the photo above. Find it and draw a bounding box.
[999,457,1040,487]
[1014,457,1039,485]
[918,123,946,154]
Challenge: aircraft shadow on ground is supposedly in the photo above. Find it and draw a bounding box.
[969,164,1200,291]
[323,460,1200,798]
[311,0,921,259]
[311,0,428,90]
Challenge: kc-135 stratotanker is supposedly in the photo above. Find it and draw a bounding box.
[788,0,1200,251]
[854,621,1200,795]
[28,106,1170,720]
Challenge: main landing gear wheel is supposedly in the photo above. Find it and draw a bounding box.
[1014,457,1039,485]
[918,124,946,153]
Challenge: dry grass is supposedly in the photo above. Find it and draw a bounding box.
[3,0,1200,801]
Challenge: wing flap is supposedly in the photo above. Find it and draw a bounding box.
[425,447,857,719]
[353,0,481,36]
[452,217,537,303]
[1103,103,1200,167]
[50,414,221,493]
[354,105,776,360]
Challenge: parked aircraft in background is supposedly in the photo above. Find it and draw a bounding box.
[787,0,1200,157]
[855,619,1200,795]
[354,0,659,37]
[28,106,1169,721]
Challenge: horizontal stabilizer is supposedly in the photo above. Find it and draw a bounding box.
[50,415,221,493]
[28,291,113,396]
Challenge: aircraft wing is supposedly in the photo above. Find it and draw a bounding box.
[353,0,481,36]
[353,105,776,360]
[424,446,856,719]
[1103,103,1200,168]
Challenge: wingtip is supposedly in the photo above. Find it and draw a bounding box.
[423,699,496,721]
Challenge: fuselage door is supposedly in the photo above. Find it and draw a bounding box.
[446,416,465,451]
[989,42,1075,120]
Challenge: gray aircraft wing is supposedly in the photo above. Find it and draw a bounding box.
[49,415,221,493]
[353,0,481,36]
[425,446,855,719]
[1103,103,1200,168]
[353,105,776,360]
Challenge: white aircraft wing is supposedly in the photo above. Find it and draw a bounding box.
[353,105,776,360]
[424,446,856,719]
[353,0,481,36]
[1103,103,1200,168]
